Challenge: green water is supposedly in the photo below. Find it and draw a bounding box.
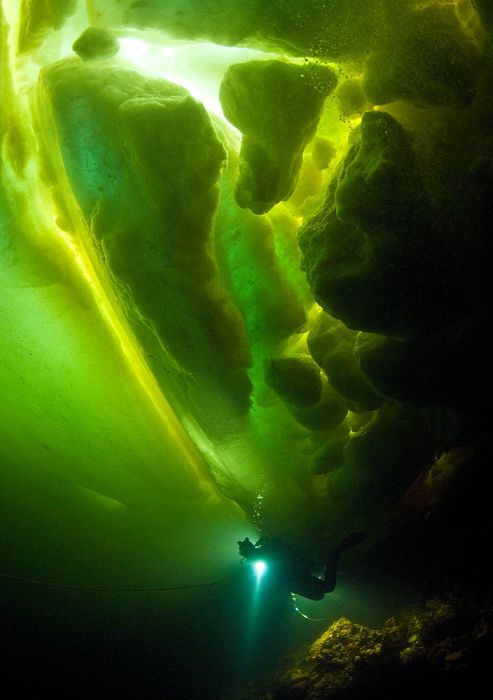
[0,183,418,696]
[2,1,493,696]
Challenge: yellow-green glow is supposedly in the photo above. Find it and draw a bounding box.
[1,4,219,495]
[3,0,489,568]
[52,216,214,490]
[1,9,349,514]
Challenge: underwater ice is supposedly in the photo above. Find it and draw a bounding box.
[1,0,493,569]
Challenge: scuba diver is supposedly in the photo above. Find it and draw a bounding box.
[238,532,365,600]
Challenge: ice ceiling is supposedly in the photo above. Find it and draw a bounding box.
[1,0,492,579]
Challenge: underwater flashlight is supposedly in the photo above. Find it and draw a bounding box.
[253,560,267,578]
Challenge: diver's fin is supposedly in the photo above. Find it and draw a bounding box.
[335,532,366,554]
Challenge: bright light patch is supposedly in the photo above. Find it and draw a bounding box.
[118,34,281,120]
[253,560,267,578]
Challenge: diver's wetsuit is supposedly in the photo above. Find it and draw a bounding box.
[238,533,364,600]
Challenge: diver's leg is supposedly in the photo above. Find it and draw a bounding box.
[320,551,338,592]
[321,532,366,593]
[336,532,366,552]
[291,575,327,600]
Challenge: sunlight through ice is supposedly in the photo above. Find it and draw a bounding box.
[119,35,280,119]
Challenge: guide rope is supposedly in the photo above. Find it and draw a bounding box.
[0,571,224,592]
[290,593,329,622]
[2,573,331,624]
